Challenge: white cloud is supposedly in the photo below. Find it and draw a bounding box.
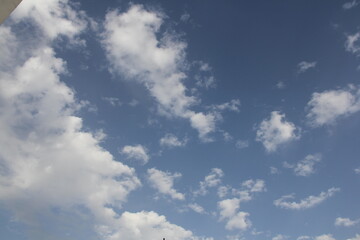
[270,167,280,175]
[355,168,360,174]
[242,179,266,193]
[188,203,206,214]
[210,99,241,113]
[285,154,322,177]
[160,133,187,148]
[194,168,224,196]
[218,198,241,220]
[335,217,359,227]
[297,236,311,240]
[347,234,360,240]
[0,11,142,238]
[274,188,340,210]
[218,185,230,198]
[12,0,88,42]
[256,111,300,152]
[96,211,208,240]
[297,61,317,74]
[273,234,287,240]
[121,145,150,165]
[306,85,360,127]
[315,234,336,240]
[345,32,360,55]
[218,198,251,231]
[343,0,359,10]
[101,5,218,141]
[147,168,185,200]
[235,140,249,149]
[102,97,122,106]
[225,211,251,231]
[0,3,215,240]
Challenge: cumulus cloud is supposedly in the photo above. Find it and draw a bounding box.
[12,0,88,42]
[274,188,340,210]
[218,198,251,231]
[297,61,317,74]
[0,6,145,239]
[256,111,300,152]
[160,133,187,148]
[147,168,185,200]
[284,154,322,177]
[0,2,216,240]
[96,211,209,240]
[194,168,224,196]
[335,217,359,227]
[101,4,218,141]
[121,144,150,165]
[306,85,360,127]
[355,168,360,174]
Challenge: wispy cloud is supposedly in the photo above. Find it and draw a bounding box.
[160,133,187,148]
[194,168,224,196]
[284,154,322,177]
[335,217,359,227]
[297,61,317,74]
[274,188,340,210]
[343,0,359,10]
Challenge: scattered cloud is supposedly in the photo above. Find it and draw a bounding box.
[276,81,286,89]
[256,111,300,152]
[180,12,190,22]
[355,168,360,174]
[335,217,359,227]
[347,234,360,240]
[315,234,336,240]
[96,210,206,240]
[160,133,187,148]
[147,168,185,200]
[12,0,88,43]
[121,145,150,165]
[242,179,266,193]
[188,203,206,214]
[273,234,288,240]
[225,211,251,231]
[194,168,224,196]
[343,0,359,10]
[345,32,360,56]
[297,61,317,74]
[102,97,122,106]
[306,85,360,127]
[218,185,230,198]
[284,154,322,177]
[129,99,139,107]
[210,99,241,113]
[270,167,280,175]
[102,5,218,141]
[236,140,249,149]
[218,198,251,231]
[274,188,340,210]
[297,236,311,240]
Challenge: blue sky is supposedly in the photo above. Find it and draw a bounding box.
[1,1,360,240]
